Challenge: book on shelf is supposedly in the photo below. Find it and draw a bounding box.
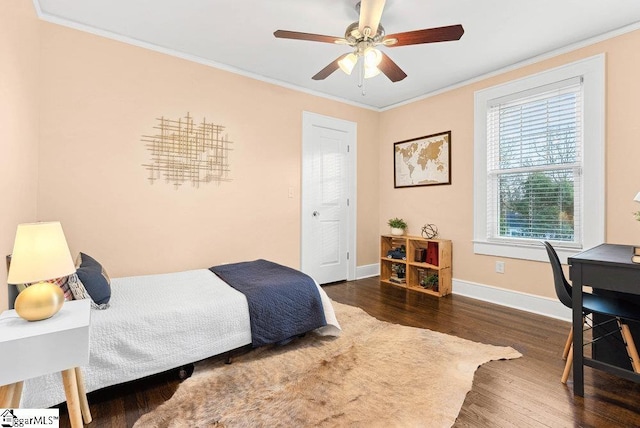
[389,276,406,284]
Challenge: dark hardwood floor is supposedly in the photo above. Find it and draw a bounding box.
[58,277,640,427]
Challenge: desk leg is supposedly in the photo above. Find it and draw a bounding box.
[74,367,92,424]
[572,266,584,396]
[61,369,83,428]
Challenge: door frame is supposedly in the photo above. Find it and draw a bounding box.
[301,111,357,282]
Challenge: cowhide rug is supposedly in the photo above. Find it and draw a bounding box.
[134,301,521,427]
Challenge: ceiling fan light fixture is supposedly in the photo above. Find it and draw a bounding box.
[363,47,382,68]
[338,52,358,75]
[274,1,463,87]
[364,63,381,79]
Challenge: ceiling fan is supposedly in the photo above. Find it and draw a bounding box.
[273,0,464,83]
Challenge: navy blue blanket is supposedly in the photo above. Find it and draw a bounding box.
[210,259,327,347]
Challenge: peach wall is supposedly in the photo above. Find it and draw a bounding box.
[5,3,639,308]
[380,29,640,299]
[36,22,380,277]
[0,1,40,310]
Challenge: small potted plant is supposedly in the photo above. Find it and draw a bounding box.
[388,217,407,236]
[392,263,406,279]
[420,273,439,290]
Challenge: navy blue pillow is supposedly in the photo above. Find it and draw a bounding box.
[75,252,111,305]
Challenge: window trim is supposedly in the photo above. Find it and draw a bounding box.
[473,54,605,263]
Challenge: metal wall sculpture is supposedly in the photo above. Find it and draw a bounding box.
[142,113,232,189]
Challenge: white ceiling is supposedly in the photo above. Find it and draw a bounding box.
[34,0,640,110]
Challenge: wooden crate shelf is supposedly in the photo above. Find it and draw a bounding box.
[380,235,452,297]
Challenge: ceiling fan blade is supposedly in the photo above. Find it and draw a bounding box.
[384,24,464,47]
[274,30,346,44]
[312,54,349,80]
[358,0,386,36]
[378,52,407,82]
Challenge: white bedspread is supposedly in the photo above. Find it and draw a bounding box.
[20,268,340,409]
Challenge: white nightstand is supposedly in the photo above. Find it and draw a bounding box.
[0,299,92,427]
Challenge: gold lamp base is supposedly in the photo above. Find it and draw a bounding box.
[14,282,65,321]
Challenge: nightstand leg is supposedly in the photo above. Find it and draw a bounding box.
[10,381,23,408]
[0,383,17,407]
[61,369,83,428]
[0,382,22,408]
[74,367,92,424]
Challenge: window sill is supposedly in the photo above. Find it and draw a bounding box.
[473,240,583,264]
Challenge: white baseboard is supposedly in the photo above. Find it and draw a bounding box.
[356,263,569,322]
[453,278,570,322]
[356,263,379,280]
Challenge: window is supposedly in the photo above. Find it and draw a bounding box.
[474,55,604,262]
[488,78,582,245]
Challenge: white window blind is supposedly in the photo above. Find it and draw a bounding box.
[486,77,583,247]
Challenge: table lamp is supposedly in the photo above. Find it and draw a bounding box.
[7,222,76,321]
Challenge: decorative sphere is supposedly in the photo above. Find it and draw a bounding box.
[421,224,439,239]
[15,282,64,321]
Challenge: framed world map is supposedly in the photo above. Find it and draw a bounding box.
[393,131,451,188]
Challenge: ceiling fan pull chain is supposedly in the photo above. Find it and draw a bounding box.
[359,58,366,96]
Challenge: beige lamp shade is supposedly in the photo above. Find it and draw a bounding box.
[8,222,76,321]
[8,222,75,284]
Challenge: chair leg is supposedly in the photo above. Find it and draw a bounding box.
[618,321,640,373]
[563,326,573,360]
[562,344,573,384]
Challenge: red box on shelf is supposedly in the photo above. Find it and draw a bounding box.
[426,242,439,266]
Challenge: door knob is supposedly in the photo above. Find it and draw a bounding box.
[312,211,320,217]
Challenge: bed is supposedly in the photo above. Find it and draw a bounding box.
[18,261,341,409]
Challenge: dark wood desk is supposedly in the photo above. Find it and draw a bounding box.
[568,243,640,396]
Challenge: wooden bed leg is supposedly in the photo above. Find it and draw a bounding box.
[225,353,232,365]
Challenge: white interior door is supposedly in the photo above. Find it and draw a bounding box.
[301,112,356,284]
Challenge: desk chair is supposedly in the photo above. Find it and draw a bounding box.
[543,241,640,383]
